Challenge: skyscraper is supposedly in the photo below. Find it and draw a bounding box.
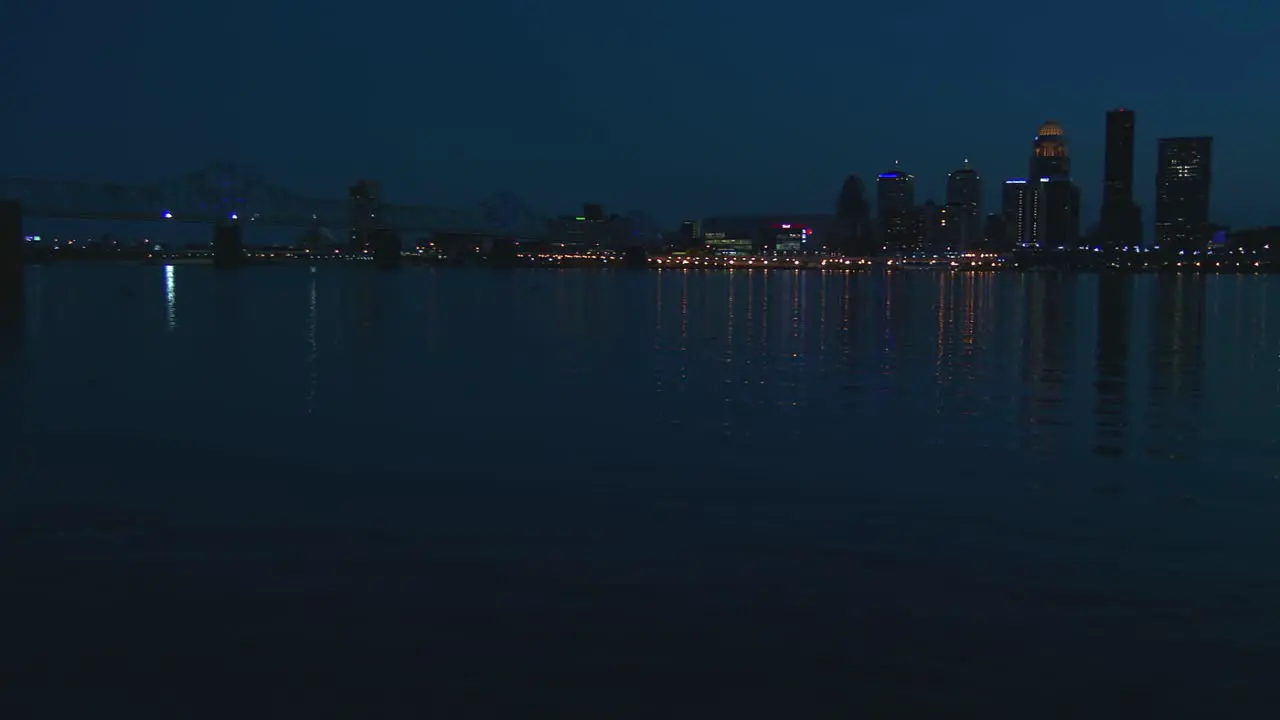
[833,175,872,256]
[1154,137,1213,252]
[348,180,380,254]
[1103,110,1135,202]
[877,162,915,253]
[1003,179,1030,247]
[1025,121,1079,248]
[944,161,982,252]
[1030,121,1071,179]
[1100,108,1142,249]
[678,220,701,248]
[983,213,1007,251]
[1041,179,1080,249]
[916,200,942,252]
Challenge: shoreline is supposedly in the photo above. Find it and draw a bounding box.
[14,255,1280,275]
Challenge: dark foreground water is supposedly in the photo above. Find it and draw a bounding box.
[3,265,1280,718]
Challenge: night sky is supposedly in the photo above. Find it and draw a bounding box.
[4,1,1272,228]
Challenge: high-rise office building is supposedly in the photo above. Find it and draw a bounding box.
[916,200,942,253]
[1100,108,1142,249]
[1024,121,1079,247]
[1103,110,1135,203]
[1003,179,1029,247]
[1041,178,1080,249]
[877,162,915,253]
[348,180,380,254]
[834,175,873,256]
[1154,137,1213,252]
[944,161,982,252]
[983,213,1007,252]
[678,220,701,248]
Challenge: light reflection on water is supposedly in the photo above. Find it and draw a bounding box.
[10,264,1280,470]
[7,264,1280,715]
[164,264,176,331]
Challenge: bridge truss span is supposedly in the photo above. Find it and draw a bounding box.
[0,164,549,237]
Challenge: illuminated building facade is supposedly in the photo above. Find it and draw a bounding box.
[944,161,982,251]
[916,200,942,252]
[702,232,753,255]
[1003,179,1029,246]
[1154,136,1213,252]
[763,223,813,256]
[1030,120,1071,178]
[877,163,916,253]
[1021,121,1080,248]
[697,215,830,256]
[550,203,634,248]
[678,220,701,248]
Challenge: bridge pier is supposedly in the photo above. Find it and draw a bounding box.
[373,229,402,269]
[0,200,22,318]
[213,222,245,268]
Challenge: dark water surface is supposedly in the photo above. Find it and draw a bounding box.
[4,265,1280,717]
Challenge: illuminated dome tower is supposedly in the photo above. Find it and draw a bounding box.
[1031,120,1071,179]
[1024,120,1080,248]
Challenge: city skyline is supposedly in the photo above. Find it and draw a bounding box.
[0,110,1228,245]
[0,111,1221,238]
[4,2,1269,229]
[0,114,1222,261]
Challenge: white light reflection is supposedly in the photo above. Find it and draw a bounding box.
[164,265,176,330]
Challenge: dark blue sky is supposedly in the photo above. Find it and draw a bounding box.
[4,1,1272,228]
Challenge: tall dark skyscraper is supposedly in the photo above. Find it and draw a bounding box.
[1099,108,1142,249]
[348,180,380,254]
[678,220,701,248]
[944,161,982,252]
[1041,179,1080,249]
[877,162,916,253]
[1155,137,1213,252]
[1103,110,1135,202]
[983,213,1007,251]
[833,175,873,256]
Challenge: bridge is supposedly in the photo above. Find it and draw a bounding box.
[0,164,550,238]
